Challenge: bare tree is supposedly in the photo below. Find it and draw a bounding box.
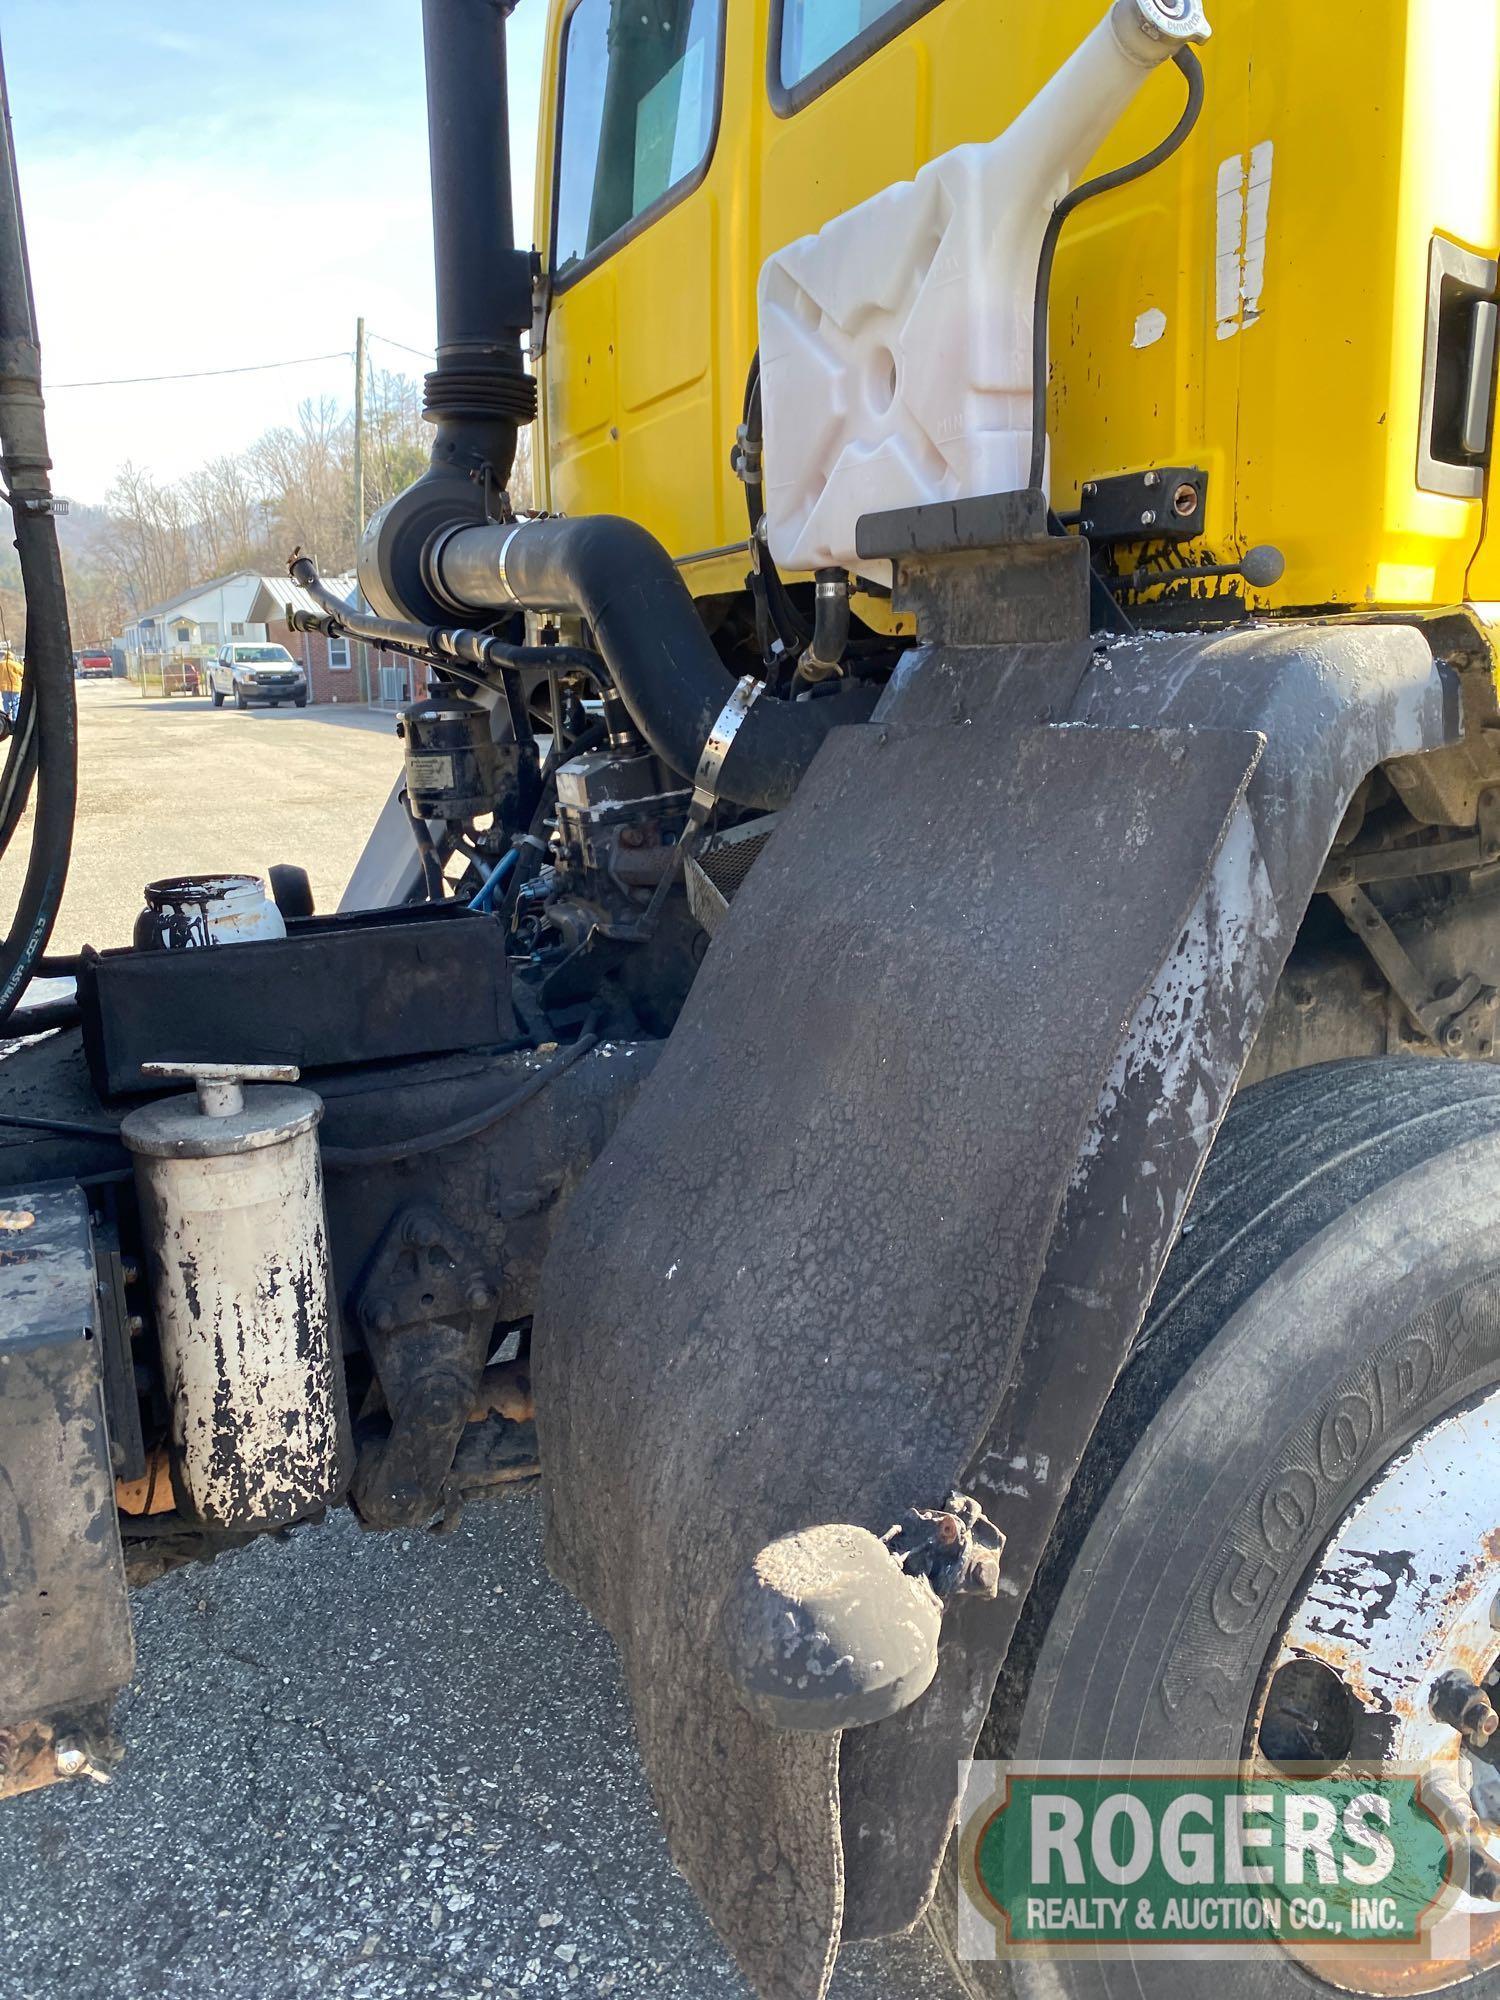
[103,461,196,613]
[251,396,353,570]
[363,367,428,518]
[186,454,267,575]
[61,367,449,636]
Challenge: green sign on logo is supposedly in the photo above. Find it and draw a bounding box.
[960,1763,1462,1970]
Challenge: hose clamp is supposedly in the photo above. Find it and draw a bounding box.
[492,523,524,602]
[691,675,764,823]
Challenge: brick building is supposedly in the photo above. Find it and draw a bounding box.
[125,570,436,710]
[246,576,432,710]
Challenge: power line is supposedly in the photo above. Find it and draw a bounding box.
[50,350,352,390]
[367,331,436,362]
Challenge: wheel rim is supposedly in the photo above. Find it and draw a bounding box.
[1253,1386,1500,1992]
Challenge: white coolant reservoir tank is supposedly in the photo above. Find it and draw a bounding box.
[758,0,1210,582]
[121,1061,350,1531]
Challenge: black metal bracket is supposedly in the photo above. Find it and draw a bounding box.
[855,488,1090,647]
[1077,466,1207,543]
[351,1205,501,1531]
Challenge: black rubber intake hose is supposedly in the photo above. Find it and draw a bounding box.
[428,516,857,812]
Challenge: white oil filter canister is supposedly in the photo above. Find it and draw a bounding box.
[121,1061,351,1530]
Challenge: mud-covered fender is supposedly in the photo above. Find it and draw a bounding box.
[837,620,1459,1940]
[534,621,1456,2000]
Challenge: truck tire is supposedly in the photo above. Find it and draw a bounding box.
[235,686,247,711]
[211,685,223,708]
[927,1056,1500,1999]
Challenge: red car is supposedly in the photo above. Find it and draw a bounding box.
[75,651,113,679]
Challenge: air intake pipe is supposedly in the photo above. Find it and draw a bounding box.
[424,515,865,812]
[362,0,861,813]
[359,0,536,626]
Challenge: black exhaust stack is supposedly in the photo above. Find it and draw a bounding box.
[357,0,862,812]
[360,0,536,624]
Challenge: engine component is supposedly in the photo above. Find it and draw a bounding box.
[0,1184,133,1799]
[351,1203,501,1529]
[683,815,781,938]
[121,1061,351,1531]
[422,515,874,811]
[399,693,502,821]
[552,745,690,903]
[131,873,287,952]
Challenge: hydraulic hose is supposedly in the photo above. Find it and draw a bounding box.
[287,556,604,683]
[0,36,75,1028]
[1027,44,1205,494]
[427,515,866,812]
[806,569,851,671]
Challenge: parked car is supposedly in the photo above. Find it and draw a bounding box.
[75,650,113,679]
[162,660,200,697]
[210,642,307,709]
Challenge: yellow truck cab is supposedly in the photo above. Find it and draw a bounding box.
[534,0,1500,622]
[11,8,1500,1999]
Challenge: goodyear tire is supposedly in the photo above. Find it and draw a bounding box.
[928,1057,1500,1998]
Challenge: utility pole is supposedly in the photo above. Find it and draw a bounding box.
[352,315,371,703]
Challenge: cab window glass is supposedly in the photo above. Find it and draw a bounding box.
[554,0,722,279]
[777,0,911,90]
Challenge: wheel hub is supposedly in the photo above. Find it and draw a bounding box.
[1255,1386,1500,1991]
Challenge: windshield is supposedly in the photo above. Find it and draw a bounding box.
[234,646,295,664]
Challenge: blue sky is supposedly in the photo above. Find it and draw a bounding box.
[1,0,550,501]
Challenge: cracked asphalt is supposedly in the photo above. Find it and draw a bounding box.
[0,1498,957,2000]
[0,686,963,1999]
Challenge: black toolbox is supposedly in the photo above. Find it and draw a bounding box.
[78,902,518,1100]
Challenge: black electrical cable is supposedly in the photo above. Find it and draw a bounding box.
[0,37,77,1029]
[320,1030,599,1168]
[1028,45,1204,495]
[2,995,78,1034]
[0,1108,119,1138]
[404,792,448,900]
[739,355,812,655]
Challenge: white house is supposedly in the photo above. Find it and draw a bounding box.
[121,572,268,681]
[120,569,421,707]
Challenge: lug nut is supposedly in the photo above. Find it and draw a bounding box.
[53,1738,88,1779]
[1432,1670,1500,1747]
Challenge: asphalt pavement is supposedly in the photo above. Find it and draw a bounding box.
[0,678,407,954]
[0,681,961,2000]
[0,1500,956,2000]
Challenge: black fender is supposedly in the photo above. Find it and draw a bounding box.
[533,620,1456,1999]
[838,619,1459,1937]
